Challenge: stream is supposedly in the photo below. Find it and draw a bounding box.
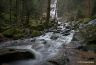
[0,0,75,65]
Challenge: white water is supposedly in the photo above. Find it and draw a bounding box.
[50,0,58,20]
[6,25,74,65]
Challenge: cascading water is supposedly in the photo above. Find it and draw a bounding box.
[0,0,75,65]
[50,0,58,20]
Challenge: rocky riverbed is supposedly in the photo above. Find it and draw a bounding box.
[0,21,75,65]
[0,22,96,65]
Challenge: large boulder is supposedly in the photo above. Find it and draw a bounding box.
[88,19,96,25]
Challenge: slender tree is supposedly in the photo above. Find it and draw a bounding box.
[46,0,51,23]
[15,0,18,24]
[9,0,12,23]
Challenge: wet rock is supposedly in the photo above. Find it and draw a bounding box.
[76,46,84,49]
[61,29,70,34]
[72,36,78,41]
[0,50,35,63]
[61,30,70,36]
[37,39,47,44]
[50,35,58,40]
[76,46,88,51]
[88,19,96,25]
[48,61,60,65]
[30,38,36,42]
[1,63,9,65]
[43,40,47,44]
[58,24,61,26]
[62,33,70,36]
[65,26,71,29]
[87,57,95,61]
[54,30,61,33]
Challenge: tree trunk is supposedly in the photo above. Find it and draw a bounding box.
[15,0,18,27]
[20,0,24,27]
[9,0,12,23]
[46,0,51,23]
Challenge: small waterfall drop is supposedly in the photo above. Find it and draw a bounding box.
[50,0,58,21]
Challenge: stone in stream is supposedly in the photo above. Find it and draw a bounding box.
[76,46,88,51]
[39,39,47,44]
[61,29,70,34]
[65,26,71,29]
[0,48,35,64]
[71,36,78,41]
[61,31,70,36]
[57,29,61,32]
[30,38,36,42]
[62,33,70,36]
[88,19,96,25]
[50,34,59,40]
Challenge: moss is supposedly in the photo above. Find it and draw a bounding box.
[77,18,91,25]
[3,14,10,21]
[13,34,24,40]
[31,30,42,37]
[2,28,15,38]
[2,28,24,39]
[83,18,91,24]
[90,15,96,20]
[1,18,53,40]
[36,24,45,31]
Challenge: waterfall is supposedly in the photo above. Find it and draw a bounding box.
[50,0,58,21]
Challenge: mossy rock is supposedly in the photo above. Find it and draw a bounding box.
[13,33,24,40]
[31,30,42,37]
[13,28,24,39]
[36,24,44,31]
[2,28,24,39]
[91,15,96,20]
[0,33,3,37]
[78,18,91,24]
[2,28,15,38]
[83,18,91,24]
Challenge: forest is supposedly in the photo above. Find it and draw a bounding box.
[0,0,96,65]
[0,0,51,41]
